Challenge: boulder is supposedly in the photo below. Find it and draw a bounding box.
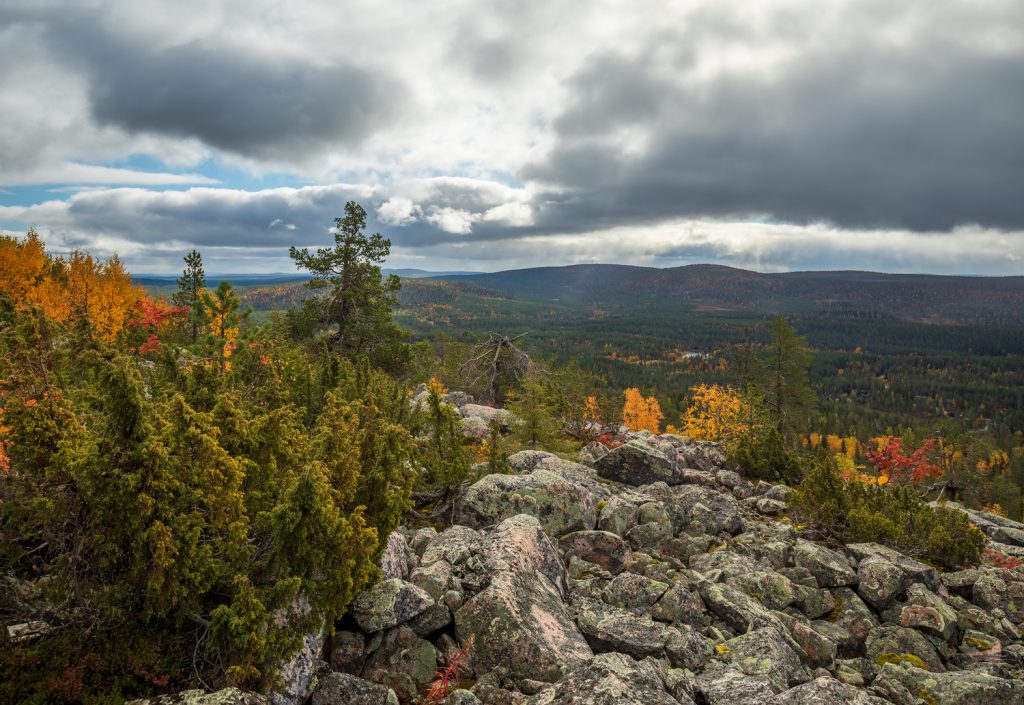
[899,584,959,642]
[455,570,592,683]
[579,442,609,465]
[421,525,482,568]
[330,630,366,673]
[594,441,680,486]
[769,676,881,705]
[719,626,809,691]
[461,416,491,440]
[379,531,410,581]
[775,612,838,669]
[459,404,516,427]
[484,514,567,596]
[351,579,434,634]
[524,652,681,705]
[855,557,907,612]
[602,572,669,613]
[651,581,710,627]
[573,597,671,659]
[559,531,630,575]
[126,689,270,705]
[699,581,784,634]
[455,470,597,535]
[865,625,944,673]
[727,570,797,611]
[871,661,1024,705]
[664,623,714,671]
[672,485,743,536]
[694,662,778,705]
[312,673,399,705]
[596,495,638,536]
[793,540,857,588]
[845,543,940,592]
[973,571,1024,624]
[506,451,610,498]
[361,626,437,703]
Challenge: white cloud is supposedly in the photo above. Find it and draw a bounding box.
[426,207,478,235]
[377,197,421,226]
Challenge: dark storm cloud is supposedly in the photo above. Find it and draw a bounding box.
[2,6,403,161]
[84,43,400,160]
[526,33,1024,232]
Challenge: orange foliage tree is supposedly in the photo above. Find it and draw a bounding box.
[1,231,144,342]
[681,384,745,443]
[622,388,663,433]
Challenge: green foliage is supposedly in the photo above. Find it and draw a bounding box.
[0,305,413,701]
[289,202,406,367]
[318,357,417,542]
[173,249,207,343]
[749,315,815,437]
[729,424,804,484]
[790,454,986,569]
[415,384,472,490]
[507,369,568,452]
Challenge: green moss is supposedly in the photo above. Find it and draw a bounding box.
[964,636,995,650]
[595,499,608,513]
[825,595,846,622]
[715,644,731,655]
[875,652,929,671]
[917,688,939,705]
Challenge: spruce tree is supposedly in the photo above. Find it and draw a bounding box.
[173,249,206,343]
[759,315,815,437]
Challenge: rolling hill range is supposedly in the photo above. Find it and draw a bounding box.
[436,264,1024,325]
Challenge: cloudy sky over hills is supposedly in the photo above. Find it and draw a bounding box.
[1,0,1022,274]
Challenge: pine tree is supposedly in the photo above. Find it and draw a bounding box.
[289,202,404,362]
[173,249,206,343]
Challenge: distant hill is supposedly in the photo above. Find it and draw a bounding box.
[133,268,481,289]
[436,264,1024,325]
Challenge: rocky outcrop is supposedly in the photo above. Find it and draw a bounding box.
[152,429,1024,705]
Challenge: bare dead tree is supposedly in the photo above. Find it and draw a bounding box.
[460,332,533,405]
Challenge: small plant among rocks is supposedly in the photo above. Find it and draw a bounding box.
[421,636,474,705]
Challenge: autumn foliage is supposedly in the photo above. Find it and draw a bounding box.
[422,636,474,705]
[864,436,941,484]
[682,384,746,443]
[1,229,145,342]
[622,387,663,433]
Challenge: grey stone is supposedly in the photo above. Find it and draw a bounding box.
[602,571,669,613]
[361,626,437,703]
[126,689,271,705]
[524,652,680,705]
[865,625,944,672]
[312,673,399,705]
[351,579,434,634]
[871,661,1024,705]
[559,531,630,575]
[855,557,907,612]
[594,441,680,486]
[380,531,410,581]
[793,540,857,588]
[596,495,638,536]
[455,570,591,683]
[455,470,597,535]
[719,626,809,691]
[769,675,880,704]
[483,514,567,596]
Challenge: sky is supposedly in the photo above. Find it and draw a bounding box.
[1,0,1022,275]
